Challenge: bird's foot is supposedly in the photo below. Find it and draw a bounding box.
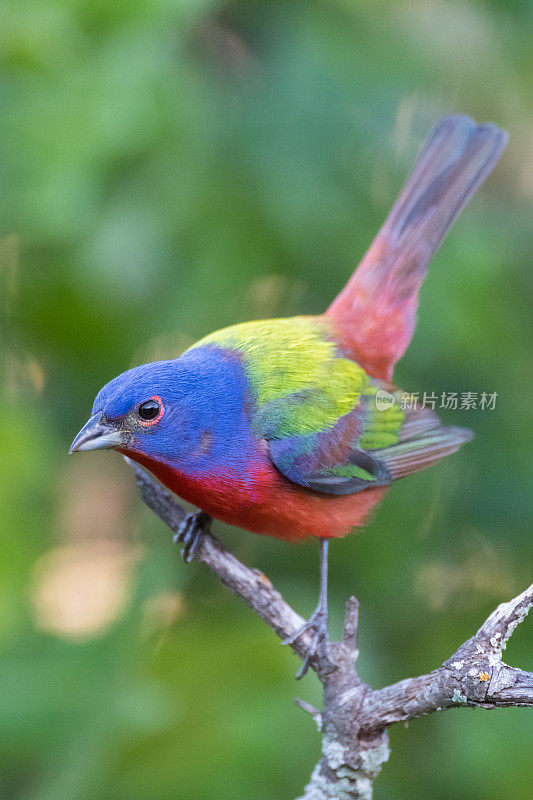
[173,511,211,563]
[283,605,329,680]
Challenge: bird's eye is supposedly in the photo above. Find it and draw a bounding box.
[138,397,163,424]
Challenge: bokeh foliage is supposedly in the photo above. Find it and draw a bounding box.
[1,1,533,798]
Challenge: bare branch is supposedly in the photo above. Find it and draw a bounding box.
[471,583,533,655]
[130,459,532,800]
[343,596,360,654]
[358,582,533,731]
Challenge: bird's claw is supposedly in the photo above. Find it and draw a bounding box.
[173,511,211,563]
[283,606,329,679]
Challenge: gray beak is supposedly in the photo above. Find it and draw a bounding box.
[69,411,127,454]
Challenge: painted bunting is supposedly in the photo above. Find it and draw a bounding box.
[70,115,507,675]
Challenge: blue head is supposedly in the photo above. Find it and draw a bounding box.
[70,347,255,476]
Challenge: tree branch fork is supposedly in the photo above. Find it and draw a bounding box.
[130,461,533,800]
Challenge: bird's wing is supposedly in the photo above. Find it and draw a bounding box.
[263,385,472,495]
[265,401,393,494]
[258,377,401,494]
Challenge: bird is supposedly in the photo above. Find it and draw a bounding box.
[70,115,508,677]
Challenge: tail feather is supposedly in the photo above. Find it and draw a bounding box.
[374,425,473,480]
[326,115,508,380]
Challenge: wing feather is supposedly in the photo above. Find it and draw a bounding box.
[266,383,472,494]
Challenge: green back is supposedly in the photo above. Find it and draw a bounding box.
[192,316,376,438]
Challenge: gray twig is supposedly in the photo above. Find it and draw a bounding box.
[295,698,323,730]
[130,461,533,800]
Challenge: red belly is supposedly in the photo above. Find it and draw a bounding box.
[124,449,387,542]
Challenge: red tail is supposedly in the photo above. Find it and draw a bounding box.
[325,115,508,380]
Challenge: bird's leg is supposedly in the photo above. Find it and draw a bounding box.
[283,538,329,679]
[173,511,212,563]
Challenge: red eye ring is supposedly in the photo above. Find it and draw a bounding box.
[138,395,164,426]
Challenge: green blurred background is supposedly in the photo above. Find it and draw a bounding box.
[1,1,532,798]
